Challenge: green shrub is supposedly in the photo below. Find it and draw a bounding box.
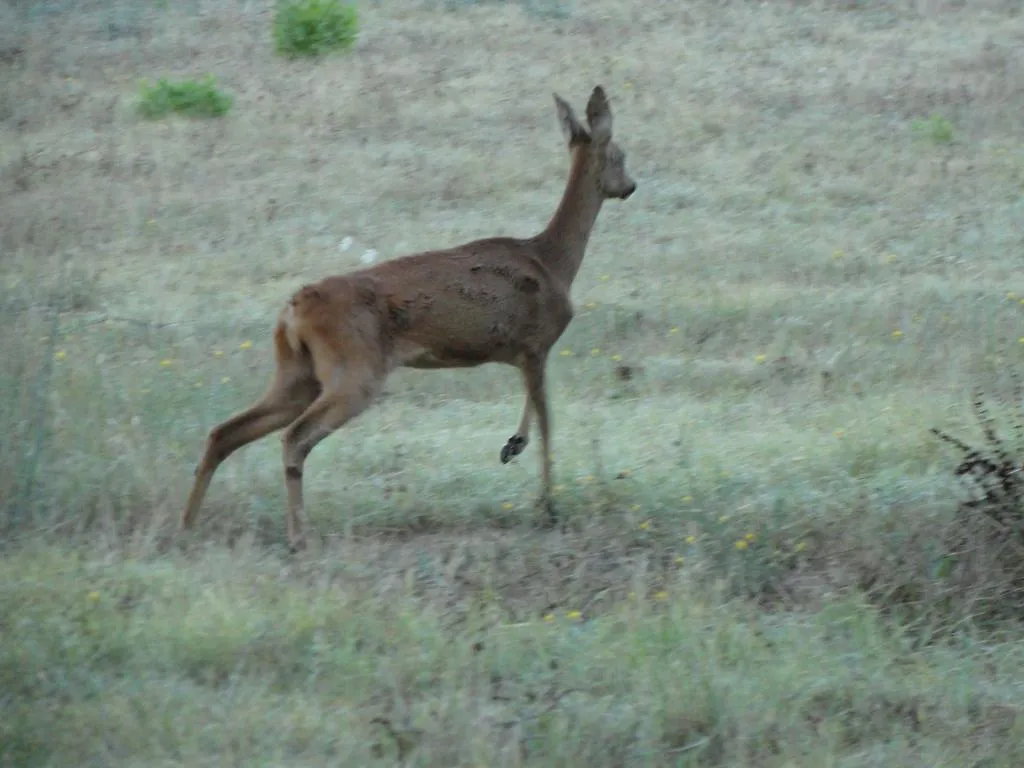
[273,0,359,58]
[136,75,233,119]
[912,113,954,144]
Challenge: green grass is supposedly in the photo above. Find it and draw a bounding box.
[273,0,358,58]
[136,75,233,119]
[4,543,1023,766]
[3,0,1024,763]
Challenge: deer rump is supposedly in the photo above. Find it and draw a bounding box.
[281,238,572,376]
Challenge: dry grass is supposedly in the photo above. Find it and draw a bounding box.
[3,0,1024,764]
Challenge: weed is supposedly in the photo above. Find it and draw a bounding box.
[136,75,233,119]
[273,0,358,58]
[933,386,1024,533]
[932,382,1024,620]
[912,113,955,144]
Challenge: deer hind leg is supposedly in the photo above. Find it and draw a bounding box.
[500,395,533,464]
[181,329,319,532]
[520,354,556,524]
[280,363,382,551]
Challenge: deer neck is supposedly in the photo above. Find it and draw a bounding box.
[538,147,604,287]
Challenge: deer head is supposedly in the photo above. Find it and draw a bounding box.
[553,85,636,201]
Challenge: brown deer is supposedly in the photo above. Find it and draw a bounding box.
[180,85,636,550]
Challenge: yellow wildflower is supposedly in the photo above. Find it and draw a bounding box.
[685,535,696,544]
[566,610,582,620]
[735,540,749,550]
[54,350,67,361]
[653,591,669,601]
[239,340,253,350]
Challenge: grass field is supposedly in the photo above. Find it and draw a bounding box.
[3,0,1024,764]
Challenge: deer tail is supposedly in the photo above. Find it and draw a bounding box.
[280,285,323,354]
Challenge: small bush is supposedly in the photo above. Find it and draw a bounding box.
[273,0,358,58]
[136,75,233,119]
[912,113,954,144]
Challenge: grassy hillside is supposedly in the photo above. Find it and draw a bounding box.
[2,0,1024,764]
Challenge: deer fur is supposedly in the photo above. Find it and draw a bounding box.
[180,85,636,550]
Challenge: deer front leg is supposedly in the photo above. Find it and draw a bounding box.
[500,396,532,464]
[521,355,556,524]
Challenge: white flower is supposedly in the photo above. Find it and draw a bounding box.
[339,236,353,252]
[360,249,378,264]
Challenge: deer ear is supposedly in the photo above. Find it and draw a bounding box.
[585,85,612,144]
[553,92,590,146]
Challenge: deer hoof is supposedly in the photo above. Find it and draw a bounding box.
[541,496,559,527]
[500,434,528,464]
[288,535,307,554]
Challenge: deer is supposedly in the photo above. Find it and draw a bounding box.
[180,85,636,551]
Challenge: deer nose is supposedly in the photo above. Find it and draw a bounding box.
[622,182,637,199]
